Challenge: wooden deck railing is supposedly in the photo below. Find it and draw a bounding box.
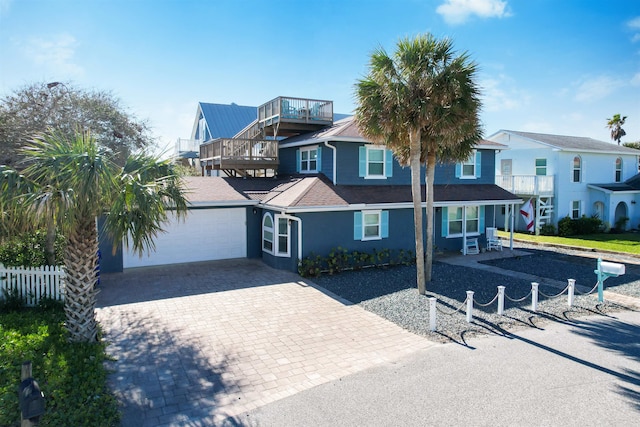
[199,138,278,163]
[258,96,333,127]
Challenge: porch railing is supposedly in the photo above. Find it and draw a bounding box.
[496,175,554,196]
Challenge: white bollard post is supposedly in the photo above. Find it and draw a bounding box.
[567,279,575,307]
[466,291,474,323]
[429,297,437,331]
[497,286,505,315]
[531,282,539,312]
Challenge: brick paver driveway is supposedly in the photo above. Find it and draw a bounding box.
[96,259,436,426]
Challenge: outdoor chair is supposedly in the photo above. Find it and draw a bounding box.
[464,237,480,255]
[486,227,503,251]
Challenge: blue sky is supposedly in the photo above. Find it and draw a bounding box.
[1,0,639,155]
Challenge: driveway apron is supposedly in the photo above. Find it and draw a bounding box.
[96,259,436,426]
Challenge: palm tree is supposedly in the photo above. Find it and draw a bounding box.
[2,130,188,342]
[607,114,627,145]
[355,34,482,294]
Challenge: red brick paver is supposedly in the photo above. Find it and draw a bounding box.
[96,260,436,426]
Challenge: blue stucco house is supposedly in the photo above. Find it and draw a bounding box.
[107,96,521,273]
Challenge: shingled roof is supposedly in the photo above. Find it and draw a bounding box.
[497,130,640,155]
[184,175,521,210]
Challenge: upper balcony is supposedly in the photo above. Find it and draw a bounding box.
[199,138,278,177]
[256,96,333,138]
[496,175,554,196]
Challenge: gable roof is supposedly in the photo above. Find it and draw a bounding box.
[492,130,640,155]
[184,175,521,211]
[191,102,257,140]
[281,116,508,151]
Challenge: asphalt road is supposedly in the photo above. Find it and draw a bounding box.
[238,310,640,427]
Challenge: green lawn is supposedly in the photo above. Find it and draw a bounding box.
[498,230,640,255]
[0,305,119,427]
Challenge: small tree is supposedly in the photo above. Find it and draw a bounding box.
[607,114,627,145]
[0,82,153,167]
[1,130,188,342]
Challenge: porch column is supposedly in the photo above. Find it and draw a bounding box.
[509,203,515,250]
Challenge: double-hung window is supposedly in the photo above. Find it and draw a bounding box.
[456,150,481,179]
[354,210,389,241]
[299,147,318,173]
[535,158,547,176]
[358,145,393,179]
[615,157,622,182]
[571,201,581,219]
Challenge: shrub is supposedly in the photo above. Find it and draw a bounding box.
[558,216,574,237]
[298,247,415,277]
[539,224,556,236]
[0,230,66,267]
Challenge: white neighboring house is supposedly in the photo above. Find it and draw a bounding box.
[490,130,640,233]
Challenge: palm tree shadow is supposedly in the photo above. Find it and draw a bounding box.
[100,309,245,426]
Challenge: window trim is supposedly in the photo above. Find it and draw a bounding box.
[275,216,290,257]
[458,150,479,180]
[299,146,319,173]
[262,213,274,254]
[571,200,581,219]
[444,205,482,238]
[365,145,387,179]
[361,210,382,241]
[572,156,582,183]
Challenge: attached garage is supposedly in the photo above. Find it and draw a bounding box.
[122,207,247,269]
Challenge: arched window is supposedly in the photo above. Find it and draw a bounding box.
[572,156,582,183]
[615,157,622,182]
[262,213,274,253]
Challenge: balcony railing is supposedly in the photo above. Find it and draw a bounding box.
[175,138,200,155]
[258,96,333,127]
[199,138,278,168]
[496,175,554,196]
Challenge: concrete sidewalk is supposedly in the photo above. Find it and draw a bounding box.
[242,309,640,426]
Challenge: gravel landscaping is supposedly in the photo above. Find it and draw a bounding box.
[311,245,640,344]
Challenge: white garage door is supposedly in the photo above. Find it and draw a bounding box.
[123,208,247,268]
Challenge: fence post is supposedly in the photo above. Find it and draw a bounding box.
[531,282,539,312]
[497,286,505,315]
[466,291,474,323]
[429,297,437,331]
[567,279,575,307]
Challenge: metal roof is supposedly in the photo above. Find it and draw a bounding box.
[198,102,257,139]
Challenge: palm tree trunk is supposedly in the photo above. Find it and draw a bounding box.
[63,215,99,342]
[409,129,426,294]
[425,151,436,283]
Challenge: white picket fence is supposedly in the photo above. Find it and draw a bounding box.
[0,264,66,306]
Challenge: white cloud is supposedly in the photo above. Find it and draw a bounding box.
[573,75,624,102]
[479,74,529,112]
[22,33,84,77]
[436,0,510,25]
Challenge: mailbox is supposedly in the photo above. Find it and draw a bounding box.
[19,378,45,419]
[600,261,625,276]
